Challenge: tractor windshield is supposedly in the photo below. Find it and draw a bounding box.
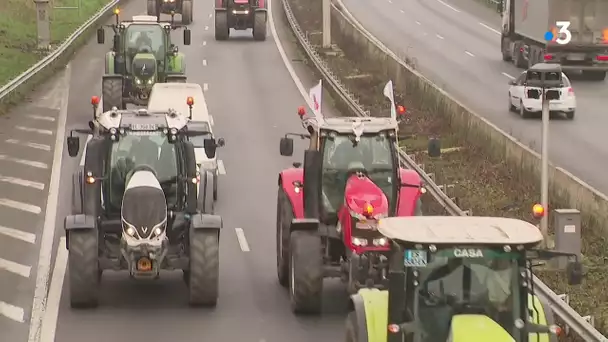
[411,248,521,341]
[107,132,178,211]
[125,24,165,61]
[321,133,394,213]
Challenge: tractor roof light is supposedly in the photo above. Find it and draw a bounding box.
[187,96,194,106]
[113,7,120,15]
[297,106,306,117]
[397,105,406,116]
[532,204,545,219]
[364,203,374,217]
[91,96,100,106]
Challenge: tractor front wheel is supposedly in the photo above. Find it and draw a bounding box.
[68,230,100,308]
[215,11,229,40]
[101,78,123,112]
[289,231,323,314]
[276,188,292,287]
[187,230,220,306]
[252,11,267,41]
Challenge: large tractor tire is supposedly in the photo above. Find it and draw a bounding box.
[215,11,229,41]
[213,171,218,201]
[101,77,123,112]
[147,0,158,16]
[188,230,220,306]
[182,0,193,25]
[198,170,215,214]
[68,230,100,308]
[289,231,323,314]
[276,188,292,287]
[252,11,267,41]
[71,170,83,215]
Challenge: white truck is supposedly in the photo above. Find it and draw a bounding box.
[501,0,608,80]
[148,83,224,203]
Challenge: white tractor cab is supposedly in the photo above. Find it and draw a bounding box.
[148,82,225,202]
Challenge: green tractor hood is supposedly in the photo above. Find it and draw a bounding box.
[132,53,157,85]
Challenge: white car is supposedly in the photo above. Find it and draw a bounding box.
[508,71,576,119]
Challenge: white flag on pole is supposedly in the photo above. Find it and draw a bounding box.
[383,80,397,119]
[309,79,323,120]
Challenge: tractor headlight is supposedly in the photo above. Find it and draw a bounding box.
[352,237,368,247]
[123,221,137,238]
[147,78,154,85]
[372,238,388,246]
[151,222,166,238]
[135,78,142,85]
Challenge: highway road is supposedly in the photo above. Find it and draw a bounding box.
[340,0,608,195]
[30,0,348,341]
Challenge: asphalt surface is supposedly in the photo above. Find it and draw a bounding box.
[42,1,348,341]
[0,66,70,339]
[340,0,608,195]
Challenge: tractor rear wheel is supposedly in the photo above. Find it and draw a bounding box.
[71,170,83,215]
[188,230,220,306]
[252,11,267,41]
[289,231,323,314]
[102,78,123,112]
[198,170,215,214]
[68,230,100,308]
[182,0,193,24]
[147,0,158,16]
[276,188,292,287]
[215,11,229,40]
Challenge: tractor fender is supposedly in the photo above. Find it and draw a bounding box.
[278,168,304,219]
[396,168,423,216]
[104,51,116,74]
[528,294,555,342]
[64,214,96,249]
[258,0,266,9]
[191,213,222,230]
[351,289,389,342]
[167,52,186,74]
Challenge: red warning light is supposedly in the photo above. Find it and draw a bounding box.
[532,204,545,218]
[297,106,306,117]
[397,105,406,116]
[91,96,100,105]
[186,97,194,106]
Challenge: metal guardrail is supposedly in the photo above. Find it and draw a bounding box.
[0,0,121,102]
[279,0,607,340]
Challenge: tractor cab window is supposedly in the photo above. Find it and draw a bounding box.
[321,133,394,214]
[412,248,520,341]
[125,24,165,66]
[107,132,178,212]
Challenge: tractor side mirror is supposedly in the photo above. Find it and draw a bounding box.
[566,260,583,285]
[183,28,191,45]
[203,138,217,159]
[280,137,294,156]
[112,35,120,52]
[67,136,80,157]
[217,138,225,147]
[97,28,105,44]
[427,137,441,158]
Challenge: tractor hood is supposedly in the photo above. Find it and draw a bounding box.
[447,315,515,342]
[121,169,167,239]
[344,173,388,218]
[132,53,157,79]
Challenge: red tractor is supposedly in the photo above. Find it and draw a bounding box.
[214,0,267,41]
[276,107,425,314]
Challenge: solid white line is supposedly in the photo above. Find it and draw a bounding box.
[80,134,93,167]
[435,0,460,12]
[203,83,209,91]
[0,257,31,278]
[209,114,214,126]
[203,59,207,66]
[0,155,48,169]
[5,139,51,151]
[436,34,444,39]
[0,301,25,323]
[501,72,515,79]
[465,51,475,57]
[479,22,500,35]
[0,198,41,214]
[0,175,45,190]
[0,225,36,244]
[40,237,67,342]
[27,115,56,122]
[217,159,226,175]
[16,126,53,136]
[28,63,71,342]
[234,228,250,252]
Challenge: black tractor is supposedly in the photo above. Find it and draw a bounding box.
[214,0,267,41]
[147,0,193,25]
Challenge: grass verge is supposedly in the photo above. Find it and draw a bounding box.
[285,0,607,338]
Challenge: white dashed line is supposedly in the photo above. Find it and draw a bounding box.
[203,83,209,91]
[27,115,55,122]
[0,155,48,169]
[235,228,250,252]
[0,301,25,323]
[16,126,53,135]
[465,51,475,57]
[204,26,209,30]
[388,0,392,3]
[0,175,45,190]
[217,160,226,175]
[501,72,515,79]
[5,139,51,151]
[415,21,421,25]
[0,225,36,244]
[209,13,212,18]
[203,41,207,46]
[436,34,444,39]
[0,198,41,214]
[479,22,500,35]
[203,59,207,66]
[400,9,404,13]
[435,0,460,12]
[0,257,31,278]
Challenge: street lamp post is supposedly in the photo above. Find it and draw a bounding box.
[525,63,563,244]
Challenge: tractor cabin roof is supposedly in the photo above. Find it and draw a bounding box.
[311,116,399,134]
[378,216,543,247]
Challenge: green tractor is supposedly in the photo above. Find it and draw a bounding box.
[346,215,584,342]
[96,11,192,112]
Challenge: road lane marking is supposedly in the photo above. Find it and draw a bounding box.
[40,237,67,342]
[80,134,93,166]
[235,228,250,252]
[5,139,51,151]
[29,63,71,342]
[217,159,226,175]
[16,126,54,135]
[205,25,209,30]
[203,83,209,91]
[209,115,214,126]
[415,21,421,25]
[0,257,31,278]
[465,51,475,57]
[203,59,207,66]
[0,225,36,244]
[435,0,460,12]
[400,9,404,13]
[479,22,500,35]
[203,41,207,46]
[209,13,212,18]
[502,72,515,79]
[0,301,25,323]
[27,115,56,122]
[436,34,444,39]
[0,155,48,169]
[0,198,42,214]
[0,175,45,190]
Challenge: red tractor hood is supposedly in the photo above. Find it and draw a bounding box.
[344,174,389,217]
